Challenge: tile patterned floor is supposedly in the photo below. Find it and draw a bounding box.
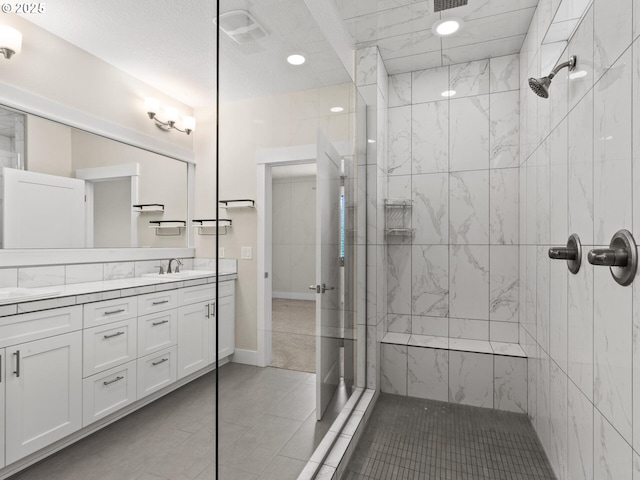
[345,394,557,480]
[8,364,342,480]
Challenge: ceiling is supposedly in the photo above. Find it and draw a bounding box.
[20,0,540,107]
[336,0,538,75]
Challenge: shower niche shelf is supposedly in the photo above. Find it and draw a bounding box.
[384,199,414,236]
[193,218,232,235]
[133,203,164,212]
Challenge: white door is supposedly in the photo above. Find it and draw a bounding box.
[315,131,342,420]
[5,332,82,464]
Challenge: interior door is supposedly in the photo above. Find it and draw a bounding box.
[315,131,342,420]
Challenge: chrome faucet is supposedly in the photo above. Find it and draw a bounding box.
[167,258,182,274]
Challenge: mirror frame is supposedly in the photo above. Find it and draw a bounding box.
[0,84,196,267]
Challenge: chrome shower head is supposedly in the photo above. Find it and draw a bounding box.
[528,55,577,99]
[528,76,551,98]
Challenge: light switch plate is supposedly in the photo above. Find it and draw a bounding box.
[241,246,252,260]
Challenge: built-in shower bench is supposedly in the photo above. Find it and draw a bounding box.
[380,332,528,414]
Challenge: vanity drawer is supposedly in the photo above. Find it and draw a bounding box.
[83,297,137,328]
[83,318,137,377]
[82,360,137,427]
[177,284,214,306]
[217,281,234,298]
[0,306,82,348]
[137,290,178,316]
[138,310,177,357]
[137,346,177,399]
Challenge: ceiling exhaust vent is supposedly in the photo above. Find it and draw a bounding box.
[434,0,468,12]
[215,10,269,44]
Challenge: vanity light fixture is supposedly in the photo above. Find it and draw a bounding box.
[0,25,22,60]
[432,18,464,37]
[145,97,196,135]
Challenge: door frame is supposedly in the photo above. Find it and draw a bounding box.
[256,141,350,368]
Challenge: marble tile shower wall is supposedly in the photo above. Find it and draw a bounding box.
[385,54,520,345]
[519,0,640,478]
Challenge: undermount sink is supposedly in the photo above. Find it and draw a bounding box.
[0,287,61,304]
[141,270,216,280]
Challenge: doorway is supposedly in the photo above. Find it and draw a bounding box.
[271,163,317,374]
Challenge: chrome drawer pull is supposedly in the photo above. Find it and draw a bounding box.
[13,351,19,378]
[104,331,125,339]
[152,319,170,326]
[152,300,169,305]
[104,308,125,315]
[152,358,168,366]
[103,376,124,386]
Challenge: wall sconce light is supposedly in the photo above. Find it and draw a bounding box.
[0,25,22,60]
[145,97,196,135]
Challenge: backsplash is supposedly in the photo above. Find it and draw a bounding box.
[0,257,236,288]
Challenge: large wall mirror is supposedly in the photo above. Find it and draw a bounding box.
[0,104,188,250]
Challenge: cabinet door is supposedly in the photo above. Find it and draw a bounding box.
[138,309,177,357]
[215,295,235,362]
[0,348,5,469]
[5,331,82,464]
[177,301,210,379]
[83,318,137,377]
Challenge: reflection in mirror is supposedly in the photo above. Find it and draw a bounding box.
[0,105,188,249]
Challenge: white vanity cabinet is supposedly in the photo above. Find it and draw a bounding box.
[177,300,212,379]
[5,331,83,465]
[0,348,5,469]
[212,283,235,363]
[82,361,137,426]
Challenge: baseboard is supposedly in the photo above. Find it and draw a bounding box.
[232,348,257,365]
[273,291,316,301]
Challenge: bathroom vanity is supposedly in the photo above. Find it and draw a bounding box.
[0,269,235,477]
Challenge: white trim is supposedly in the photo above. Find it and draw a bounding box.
[231,349,258,366]
[256,141,352,165]
[256,163,270,368]
[75,163,140,181]
[273,291,316,301]
[0,247,195,268]
[0,84,195,164]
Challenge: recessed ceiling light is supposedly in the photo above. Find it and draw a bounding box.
[432,18,464,37]
[330,107,344,113]
[441,90,456,97]
[287,54,306,65]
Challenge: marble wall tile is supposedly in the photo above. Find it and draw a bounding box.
[388,106,412,176]
[388,245,412,315]
[411,101,449,174]
[449,351,493,408]
[412,66,449,104]
[568,90,594,246]
[568,6,594,112]
[367,326,378,390]
[389,73,411,107]
[104,262,135,280]
[549,362,568,480]
[18,266,65,288]
[449,170,490,244]
[490,91,520,168]
[489,54,520,93]
[567,380,594,480]
[449,318,489,341]
[489,245,519,322]
[411,315,448,337]
[567,256,594,402]
[635,38,640,237]
[412,173,448,244]
[412,245,449,317]
[494,356,527,413]
[593,50,633,245]
[525,159,539,244]
[593,0,633,81]
[593,267,633,443]
[549,120,568,246]
[356,46,378,86]
[490,168,519,245]
[594,410,633,480]
[634,267,640,452]
[536,351,551,455]
[449,245,490,321]
[528,343,539,420]
[449,60,490,98]
[524,246,538,339]
[549,260,568,372]
[65,264,104,284]
[449,95,490,171]
[536,246,550,353]
[381,343,407,395]
[387,313,411,334]
[635,451,640,479]
[489,321,519,343]
[0,268,17,288]
[535,146,550,245]
[366,244,378,326]
[407,346,448,401]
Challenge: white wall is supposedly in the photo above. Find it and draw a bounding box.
[519,0,640,478]
[272,174,316,298]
